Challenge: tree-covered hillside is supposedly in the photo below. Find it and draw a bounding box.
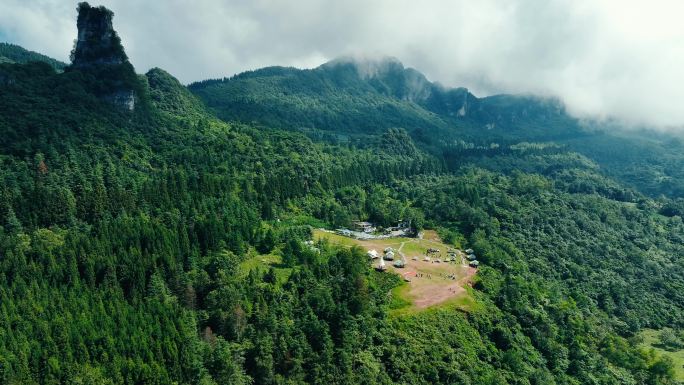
[188,57,580,143]
[0,43,67,71]
[0,4,683,384]
[189,57,684,200]
[189,61,450,146]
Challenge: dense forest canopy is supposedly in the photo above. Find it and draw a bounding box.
[0,3,683,384]
[189,58,684,200]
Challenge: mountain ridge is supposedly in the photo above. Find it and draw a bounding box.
[0,42,67,70]
[187,56,684,198]
[1,4,683,384]
[189,55,576,143]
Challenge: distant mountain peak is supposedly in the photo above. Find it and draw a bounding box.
[321,55,438,103]
[146,67,204,115]
[0,43,67,71]
[323,55,405,79]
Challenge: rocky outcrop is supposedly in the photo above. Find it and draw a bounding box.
[101,90,136,111]
[71,2,127,68]
[69,2,136,110]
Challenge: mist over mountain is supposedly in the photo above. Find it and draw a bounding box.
[189,55,684,198]
[4,0,684,129]
[0,3,683,385]
[190,56,574,140]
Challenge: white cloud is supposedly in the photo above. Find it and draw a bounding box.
[1,0,683,129]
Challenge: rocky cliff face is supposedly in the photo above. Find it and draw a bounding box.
[71,2,126,67]
[70,2,136,110]
[101,89,136,110]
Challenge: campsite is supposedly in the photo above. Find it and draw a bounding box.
[313,229,478,311]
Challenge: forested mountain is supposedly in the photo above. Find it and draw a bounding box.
[188,56,577,142]
[0,3,683,385]
[0,43,67,71]
[189,57,684,199]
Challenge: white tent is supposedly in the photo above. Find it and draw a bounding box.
[384,251,395,260]
[393,255,407,268]
[377,257,386,271]
[367,249,379,259]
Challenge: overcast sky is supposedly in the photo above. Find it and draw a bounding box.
[1,0,683,129]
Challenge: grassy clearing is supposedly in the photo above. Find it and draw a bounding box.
[239,253,292,283]
[388,282,413,311]
[314,228,477,313]
[639,328,684,381]
[314,230,361,247]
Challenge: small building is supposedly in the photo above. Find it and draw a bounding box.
[367,249,379,259]
[466,254,477,261]
[469,260,480,268]
[465,248,474,254]
[352,221,375,233]
[385,220,410,232]
[393,259,405,268]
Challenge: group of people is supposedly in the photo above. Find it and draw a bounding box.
[413,272,458,281]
